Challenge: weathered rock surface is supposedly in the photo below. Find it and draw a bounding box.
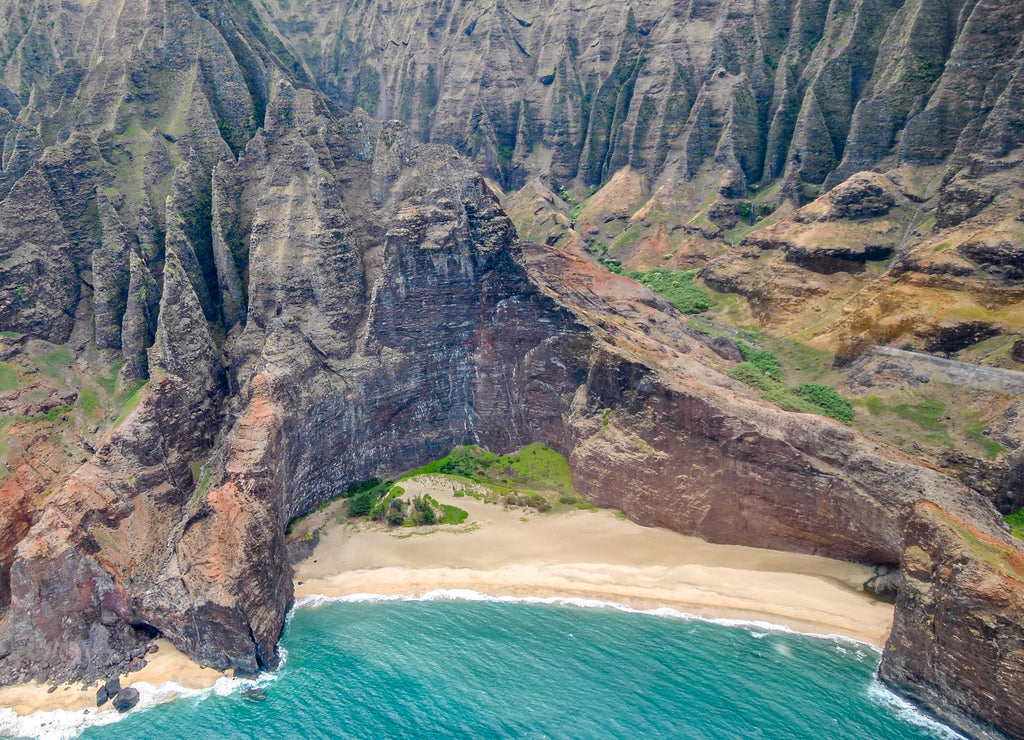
[111,687,140,713]
[882,503,1024,740]
[0,2,1021,739]
[96,677,120,707]
[257,0,1024,200]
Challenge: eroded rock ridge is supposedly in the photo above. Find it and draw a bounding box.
[0,2,1021,739]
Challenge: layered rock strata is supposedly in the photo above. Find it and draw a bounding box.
[0,1,1020,738]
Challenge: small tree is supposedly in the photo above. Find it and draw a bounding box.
[387,498,406,527]
[413,496,437,525]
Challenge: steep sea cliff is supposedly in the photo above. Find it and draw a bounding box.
[0,1,1020,738]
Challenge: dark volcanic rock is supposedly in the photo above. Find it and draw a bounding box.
[0,2,1021,739]
[111,687,139,713]
[865,565,900,604]
[937,180,996,229]
[1,76,1003,694]
[924,322,1002,355]
[818,174,896,221]
[1013,338,1024,364]
[92,193,130,351]
[262,0,1024,209]
[96,676,120,706]
[959,240,1024,282]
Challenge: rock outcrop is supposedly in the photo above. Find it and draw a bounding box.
[882,503,1024,740]
[0,2,1021,739]
[259,0,1021,192]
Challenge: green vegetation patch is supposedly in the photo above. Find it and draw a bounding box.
[402,443,575,497]
[37,347,73,379]
[369,485,405,520]
[930,507,1024,581]
[761,385,827,416]
[0,363,19,392]
[97,361,124,395]
[295,444,581,534]
[1007,508,1024,541]
[737,342,784,381]
[894,400,946,432]
[189,455,217,506]
[114,380,147,425]
[793,384,854,424]
[613,227,643,249]
[558,492,597,511]
[373,491,468,528]
[728,362,775,391]
[439,504,469,525]
[41,404,71,423]
[348,480,395,518]
[504,491,551,512]
[626,268,711,315]
[861,396,887,416]
[728,344,853,424]
[965,421,1005,460]
[78,389,100,417]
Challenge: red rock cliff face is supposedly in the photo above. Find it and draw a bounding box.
[0,2,1020,739]
[881,503,1024,740]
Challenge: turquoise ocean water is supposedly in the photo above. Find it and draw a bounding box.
[6,595,963,740]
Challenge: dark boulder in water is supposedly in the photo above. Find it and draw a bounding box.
[243,687,267,703]
[112,687,140,713]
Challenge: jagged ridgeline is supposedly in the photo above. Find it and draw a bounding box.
[256,0,1024,197]
[0,3,1022,740]
[0,0,309,347]
[259,0,1024,372]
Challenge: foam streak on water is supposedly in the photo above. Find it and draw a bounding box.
[0,671,277,740]
[0,593,966,740]
[866,681,969,740]
[293,588,880,651]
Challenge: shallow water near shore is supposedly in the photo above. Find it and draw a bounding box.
[17,596,962,739]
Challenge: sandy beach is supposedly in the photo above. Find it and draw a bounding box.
[0,473,894,722]
[293,475,895,648]
[0,639,227,718]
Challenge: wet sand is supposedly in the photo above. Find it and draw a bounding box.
[0,474,895,719]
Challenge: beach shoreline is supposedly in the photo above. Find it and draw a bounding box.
[0,473,895,725]
[0,639,228,719]
[292,475,895,649]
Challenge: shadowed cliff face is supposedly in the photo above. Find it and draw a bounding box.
[254,0,1024,198]
[257,1,1024,408]
[1,81,1003,683]
[0,1,1022,739]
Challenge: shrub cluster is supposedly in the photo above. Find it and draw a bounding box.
[728,344,853,424]
[504,491,551,512]
[737,342,784,381]
[1006,508,1024,541]
[626,268,712,314]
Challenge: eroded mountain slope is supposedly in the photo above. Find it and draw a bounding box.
[0,2,1021,739]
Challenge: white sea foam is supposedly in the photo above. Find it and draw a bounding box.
[0,672,277,739]
[866,680,969,740]
[293,588,882,652]
[0,590,960,739]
